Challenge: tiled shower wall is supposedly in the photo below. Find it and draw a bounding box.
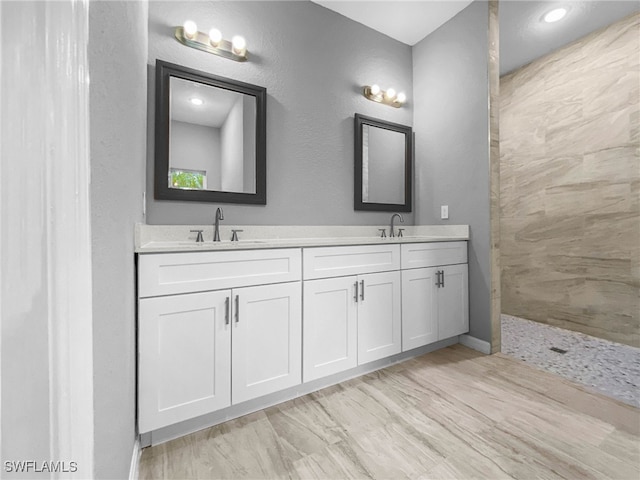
[500,13,640,347]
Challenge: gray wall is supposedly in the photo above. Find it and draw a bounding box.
[243,95,256,192]
[89,1,147,478]
[413,0,492,342]
[147,0,414,225]
[221,96,244,192]
[170,120,222,189]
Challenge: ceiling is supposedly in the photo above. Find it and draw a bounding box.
[312,0,640,75]
[312,1,474,45]
[171,77,242,128]
[500,1,639,74]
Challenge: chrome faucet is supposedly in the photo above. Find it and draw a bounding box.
[214,207,224,242]
[389,213,404,237]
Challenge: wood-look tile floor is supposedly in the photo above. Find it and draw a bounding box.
[139,345,640,479]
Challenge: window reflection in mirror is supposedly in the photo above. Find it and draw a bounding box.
[169,168,207,190]
[169,77,256,194]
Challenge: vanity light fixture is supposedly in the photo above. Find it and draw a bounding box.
[175,21,248,62]
[543,7,567,23]
[363,84,406,108]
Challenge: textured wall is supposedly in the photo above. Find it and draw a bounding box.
[89,1,148,477]
[413,1,492,344]
[500,13,640,347]
[147,1,414,226]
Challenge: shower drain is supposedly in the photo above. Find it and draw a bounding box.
[549,347,568,354]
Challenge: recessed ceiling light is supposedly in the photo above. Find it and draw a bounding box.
[189,97,204,106]
[544,7,567,23]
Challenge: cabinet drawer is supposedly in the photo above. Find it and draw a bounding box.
[138,248,302,297]
[303,244,400,280]
[401,241,467,269]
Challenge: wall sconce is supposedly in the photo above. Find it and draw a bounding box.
[175,20,248,62]
[363,84,406,108]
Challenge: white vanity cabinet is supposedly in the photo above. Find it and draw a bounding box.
[401,268,438,349]
[136,236,471,440]
[138,290,231,433]
[138,249,302,433]
[231,282,302,404]
[401,242,469,351]
[302,276,357,382]
[433,263,469,339]
[357,270,402,363]
[302,245,402,382]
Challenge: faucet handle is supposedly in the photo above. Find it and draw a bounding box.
[378,228,387,238]
[397,228,404,238]
[190,229,204,243]
[231,229,244,242]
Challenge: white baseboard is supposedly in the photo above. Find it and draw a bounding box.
[459,334,491,354]
[129,437,141,480]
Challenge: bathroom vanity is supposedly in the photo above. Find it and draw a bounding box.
[135,225,469,445]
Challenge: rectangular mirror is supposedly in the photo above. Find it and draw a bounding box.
[155,60,266,204]
[354,114,412,212]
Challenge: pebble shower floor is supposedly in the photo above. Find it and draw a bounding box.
[501,314,640,408]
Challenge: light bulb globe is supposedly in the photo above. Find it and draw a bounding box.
[183,20,198,39]
[209,28,222,46]
[232,35,247,55]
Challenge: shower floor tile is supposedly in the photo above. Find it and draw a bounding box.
[501,314,640,408]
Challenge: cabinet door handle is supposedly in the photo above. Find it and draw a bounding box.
[360,280,365,301]
[441,270,445,288]
[435,271,442,288]
[225,296,230,325]
[235,295,240,323]
[354,281,359,302]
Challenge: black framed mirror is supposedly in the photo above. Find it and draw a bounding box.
[354,114,412,212]
[155,60,267,204]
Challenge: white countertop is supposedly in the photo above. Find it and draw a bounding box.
[135,224,469,254]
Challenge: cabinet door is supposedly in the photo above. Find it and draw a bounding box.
[232,282,302,404]
[138,290,231,433]
[438,264,469,339]
[303,276,358,382]
[401,267,438,351]
[357,271,402,364]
